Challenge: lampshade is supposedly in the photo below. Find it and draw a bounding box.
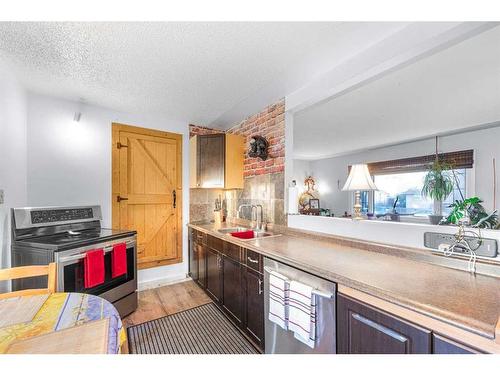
[342,164,377,191]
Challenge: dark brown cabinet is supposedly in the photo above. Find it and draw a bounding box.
[243,266,264,349]
[206,247,223,303]
[433,334,483,354]
[197,134,225,188]
[337,294,432,354]
[190,233,264,350]
[189,229,206,289]
[189,134,244,189]
[222,255,243,325]
[188,230,198,282]
[197,244,206,289]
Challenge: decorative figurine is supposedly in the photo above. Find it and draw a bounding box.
[299,176,319,214]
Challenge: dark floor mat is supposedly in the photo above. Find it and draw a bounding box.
[127,303,259,354]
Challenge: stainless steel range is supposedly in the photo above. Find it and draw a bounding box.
[11,205,137,317]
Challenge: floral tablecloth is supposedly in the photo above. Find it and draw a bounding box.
[0,293,126,354]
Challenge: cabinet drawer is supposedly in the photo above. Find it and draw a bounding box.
[208,235,224,251]
[245,249,262,273]
[223,241,242,262]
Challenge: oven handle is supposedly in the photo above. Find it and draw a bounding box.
[58,240,135,263]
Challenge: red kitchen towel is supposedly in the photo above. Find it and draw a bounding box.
[230,230,255,239]
[84,249,105,289]
[111,242,127,278]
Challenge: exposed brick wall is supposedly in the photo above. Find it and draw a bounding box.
[189,124,224,138]
[189,98,286,225]
[227,99,285,178]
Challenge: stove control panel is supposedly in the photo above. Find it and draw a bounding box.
[31,208,94,224]
[13,205,103,229]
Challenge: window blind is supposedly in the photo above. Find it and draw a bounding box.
[349,149,474,176]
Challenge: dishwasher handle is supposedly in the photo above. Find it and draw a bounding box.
[263,266,334,299]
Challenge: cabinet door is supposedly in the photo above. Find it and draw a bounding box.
[197,134,225,188]
[433,334,482,354]
[244,267,264,350]
[188,239,199,283]
[222,256,243,325]
[337,294,431,354]
[198,244,207,289]
[206,247,222,303]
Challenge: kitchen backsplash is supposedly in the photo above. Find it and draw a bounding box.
[189,171,285,225]
[189,98,286,226]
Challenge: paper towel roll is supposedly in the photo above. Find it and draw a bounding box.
[288,186,299,214]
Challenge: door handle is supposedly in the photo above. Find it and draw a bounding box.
[117,196,128,203]
[173,190,177,208]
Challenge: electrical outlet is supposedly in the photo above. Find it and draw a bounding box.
[0,189,3,204]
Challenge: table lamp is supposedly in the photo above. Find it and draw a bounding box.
[342,164,378,220]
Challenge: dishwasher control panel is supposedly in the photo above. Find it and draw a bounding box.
[424,232,498,258]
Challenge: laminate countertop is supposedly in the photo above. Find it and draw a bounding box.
[188,222,500,342]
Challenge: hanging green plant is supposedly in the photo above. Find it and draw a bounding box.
[421,159,454,218]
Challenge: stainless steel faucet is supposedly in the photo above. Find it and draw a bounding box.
[254,204,264,232]
[237,204,253,219]
[237,203,265,231]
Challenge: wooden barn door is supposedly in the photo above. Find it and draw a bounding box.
[112,123,182,269]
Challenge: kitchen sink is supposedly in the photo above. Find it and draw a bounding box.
[217,227,249,234]
[217,227,280,241]
[251,231,280,240]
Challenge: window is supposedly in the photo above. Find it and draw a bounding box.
[360,169,466,216]
[353,150,473,218]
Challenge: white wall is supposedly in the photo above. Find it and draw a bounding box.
[291,159,311,188]
[0,60,28,291]
[288,214,500,261]
[294,125,500,217]
[26,93,190,288]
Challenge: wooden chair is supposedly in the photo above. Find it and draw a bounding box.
[0,263,57,300]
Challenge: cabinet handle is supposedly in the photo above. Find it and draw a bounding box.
[247,256,259,264]
[258,279,263,295]
[351,313,407,342]
[117,196,128,203]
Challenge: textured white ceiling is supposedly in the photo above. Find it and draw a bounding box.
[294,25,500,160]
[0,22,408,126]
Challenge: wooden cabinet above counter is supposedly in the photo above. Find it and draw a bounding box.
[189,134,245,189]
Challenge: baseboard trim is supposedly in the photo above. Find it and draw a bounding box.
[138,274,191,291]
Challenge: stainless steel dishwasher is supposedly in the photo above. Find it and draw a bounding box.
[264,257,336,354]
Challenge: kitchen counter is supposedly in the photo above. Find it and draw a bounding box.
[188,222,500,344]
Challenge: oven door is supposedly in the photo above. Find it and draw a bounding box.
[55,237,137,302]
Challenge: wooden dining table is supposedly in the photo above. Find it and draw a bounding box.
[0,292,126,354]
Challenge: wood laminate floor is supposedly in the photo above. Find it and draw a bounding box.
[123,280,211,327]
